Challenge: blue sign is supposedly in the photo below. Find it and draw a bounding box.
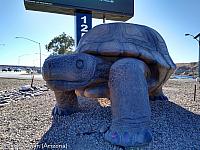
[75,11,92,46]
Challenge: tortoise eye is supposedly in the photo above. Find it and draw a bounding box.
[76,59,84,69]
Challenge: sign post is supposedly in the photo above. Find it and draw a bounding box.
[75,10,92,46]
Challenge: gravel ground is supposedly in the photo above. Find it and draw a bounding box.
[0,78,200,150]
[0,79,46,91]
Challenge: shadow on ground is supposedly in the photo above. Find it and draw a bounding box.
[36,98,200,150]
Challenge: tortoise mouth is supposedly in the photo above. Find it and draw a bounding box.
[46,79,96,91]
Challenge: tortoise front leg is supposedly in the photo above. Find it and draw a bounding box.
[52,90,79,116]
[105,58,152,148]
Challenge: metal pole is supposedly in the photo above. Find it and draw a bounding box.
[185,33,200,82]
[198,40,200,80]
[15,37,42,73]
[194,84,196,101]
[18,56,20,66]
[103,14,106,23]
[39,43,42,73]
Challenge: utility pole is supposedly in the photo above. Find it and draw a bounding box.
[185,33,200,82]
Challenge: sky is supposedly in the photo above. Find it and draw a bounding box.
[0,0,200,67]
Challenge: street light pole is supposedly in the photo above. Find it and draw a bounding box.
[15,36,42,73]
[185,33,200,82]
[18,53,38,66]
[18,54,32,66]
[198,39,200,81]
[39,43,42,73]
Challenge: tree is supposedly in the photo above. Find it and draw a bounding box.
[46,32,75,54]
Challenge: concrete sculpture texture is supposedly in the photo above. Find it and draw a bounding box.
[42,23,176,148]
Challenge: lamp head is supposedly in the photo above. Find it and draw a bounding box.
[194,33,200,39]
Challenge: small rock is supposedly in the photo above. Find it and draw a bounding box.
[99,126,109,133]
[26,96,31,99]
[39,87,49,91]
[34,92,43,97]
[20,91,26,95]
[0,104,4,108]
[0,97,5,101]
[14,97,22,101]
[33,118,39,121]
[13,93,20,96]
[21,96,26,100]
[25,92,34,97]
[19,85,33,92]
[0,100,8,104]
[4,97,10,100]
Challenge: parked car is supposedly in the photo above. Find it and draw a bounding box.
[26,68,33,74]
[7,67,12,72]
[37,69,41,74]
[14,68,22,72]
[2,68,8,72]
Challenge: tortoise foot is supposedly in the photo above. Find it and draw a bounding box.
[149,88,169,101]
[104,126,152,147]
[52,105,79,116]
[149,94,168,101]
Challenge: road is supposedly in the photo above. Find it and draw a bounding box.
[0,71,43,80]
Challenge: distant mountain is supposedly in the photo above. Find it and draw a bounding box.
[175,62,198,77]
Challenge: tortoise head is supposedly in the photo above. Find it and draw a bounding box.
[42,53,101,91]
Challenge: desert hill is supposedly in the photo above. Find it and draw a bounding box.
[175,62,198,77]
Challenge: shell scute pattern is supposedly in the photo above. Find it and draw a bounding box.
[76,23,176,94]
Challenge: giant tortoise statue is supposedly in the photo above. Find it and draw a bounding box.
[42,23,176,148]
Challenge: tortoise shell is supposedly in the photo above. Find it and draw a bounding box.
[76,23,176,95]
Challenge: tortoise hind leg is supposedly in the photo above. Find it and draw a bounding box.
[105,58,152,147]
[149,88,168,101]
[52,90,79,116]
